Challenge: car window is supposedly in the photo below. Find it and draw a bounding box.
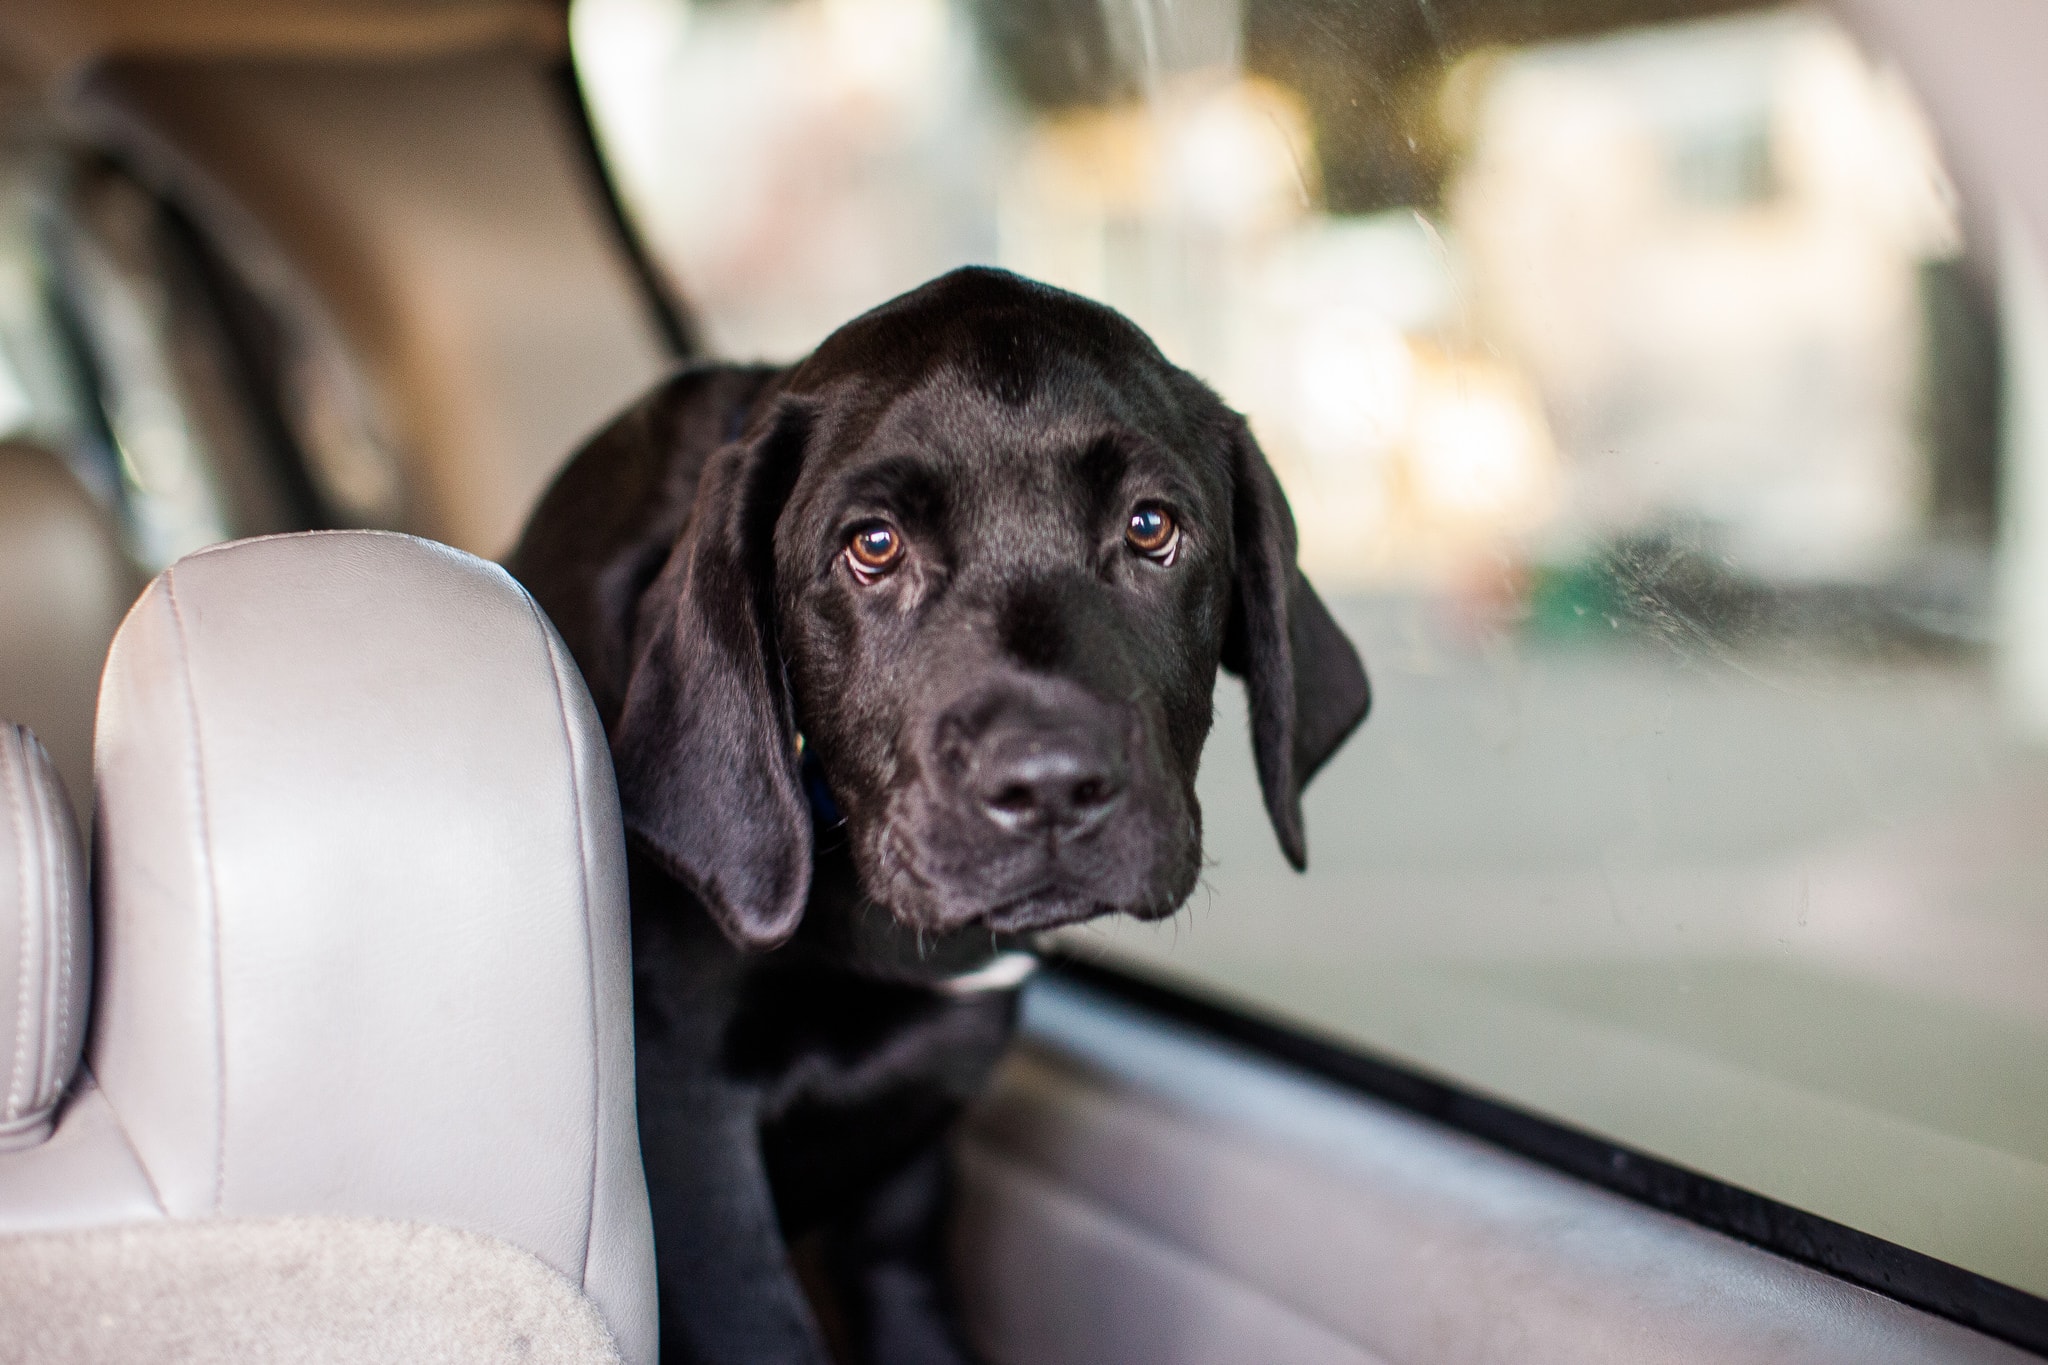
[0,124,404,569]
[572,0,2044,1302]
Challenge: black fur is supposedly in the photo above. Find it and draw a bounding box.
[509,267,1369,1365]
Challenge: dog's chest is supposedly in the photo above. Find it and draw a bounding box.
[728,962,1020,1230]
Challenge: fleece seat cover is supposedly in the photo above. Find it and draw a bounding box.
[0,1215,623,1364]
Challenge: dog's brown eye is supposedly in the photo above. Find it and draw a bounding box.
[846,523,904,577]
[1125,505,1178,562]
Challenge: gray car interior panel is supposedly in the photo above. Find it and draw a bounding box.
[0,529,655,1364]
[953,976,2036,1365]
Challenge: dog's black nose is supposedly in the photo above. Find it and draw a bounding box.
[964,721,1128,838]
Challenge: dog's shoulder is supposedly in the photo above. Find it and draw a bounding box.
[509,362,789,724]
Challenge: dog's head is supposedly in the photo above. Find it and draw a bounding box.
[612,268,1368,950]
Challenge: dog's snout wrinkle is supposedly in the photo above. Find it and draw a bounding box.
[974,731,1127,838]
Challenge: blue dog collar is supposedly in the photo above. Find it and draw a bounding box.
[796,734,844,826]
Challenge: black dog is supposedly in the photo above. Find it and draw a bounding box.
[509,267,1368,1365]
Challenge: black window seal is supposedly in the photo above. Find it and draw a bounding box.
[150,178,334,534]
[1045,948,2048,1360]
[550,57,700,362]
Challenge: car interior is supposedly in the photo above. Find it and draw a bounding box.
[0,0,2044,1361]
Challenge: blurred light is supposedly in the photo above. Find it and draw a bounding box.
[1166,79,1316,233]
[820,0,949,96]
[1776,29,1959,256]
[1291,309,1413,469]
[569,0,692,205]
[1407,362,1555,526]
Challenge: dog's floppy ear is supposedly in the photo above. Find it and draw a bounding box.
[1220,416,1371,870]
[610,400,814,949]
[509,363,786,728]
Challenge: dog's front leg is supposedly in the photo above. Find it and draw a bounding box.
[825,1138,983,1365]
[637,1032,835,1365]
[811,979,1022,1365]
[633,898,836,1365]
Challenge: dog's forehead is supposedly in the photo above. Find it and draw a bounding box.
[793,265,1171,406]
[806,362,1222,517]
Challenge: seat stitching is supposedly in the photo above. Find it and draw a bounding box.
[165,571,230,1214]
[25,739,61,1107]
[6,727,33,1120]
[46,743,73,1113]
[521,584,603,1292]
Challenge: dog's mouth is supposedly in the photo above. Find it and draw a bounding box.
[978,884,1120,934]
[866,815,1200,939]
[814,863,1131,984]
[876,852,1125,935]
[964,874,1190,936]
[844,715,1202,939]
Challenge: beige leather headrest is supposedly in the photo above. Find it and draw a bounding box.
[0,724,90,1152]
[89,530,653,1364]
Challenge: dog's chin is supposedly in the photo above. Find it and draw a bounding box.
[975,859,1200,932]
[977,888,1121,935]
[861,843,1201,939]
[891,891,1149,939]
[853,786,1203,939]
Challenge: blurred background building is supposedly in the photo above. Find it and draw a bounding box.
[575,0,1989,624]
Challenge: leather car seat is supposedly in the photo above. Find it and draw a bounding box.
[0,530,655,1364]
[0,439,139,840]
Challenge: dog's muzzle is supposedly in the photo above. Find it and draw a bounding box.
[879,672,1190,934]
[935,677,1136,848]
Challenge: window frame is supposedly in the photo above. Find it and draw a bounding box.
[1047,948,2048,1357]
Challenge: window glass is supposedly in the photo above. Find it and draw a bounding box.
[0,138,117,500]
[575,0,2044,1296]
[0,121,405,570]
